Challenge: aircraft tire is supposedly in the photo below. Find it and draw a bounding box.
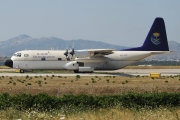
[20,69,24,73]
[74,70,94,73]
[73,70,79,73]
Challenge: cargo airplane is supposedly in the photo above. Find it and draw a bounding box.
[5,18,170,73]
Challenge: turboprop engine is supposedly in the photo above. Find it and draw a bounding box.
[63,61,94,73]
[63,61,79,70]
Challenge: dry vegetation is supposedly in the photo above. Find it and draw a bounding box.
[0,66,11,69]
[0,75,179,96]
[0,107,179,120]
[0,69,179,119]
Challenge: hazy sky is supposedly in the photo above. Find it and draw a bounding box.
[0,0,179,47]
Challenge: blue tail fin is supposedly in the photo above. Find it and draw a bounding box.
[123,17,169,51]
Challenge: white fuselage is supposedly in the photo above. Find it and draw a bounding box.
[10,50,159,71]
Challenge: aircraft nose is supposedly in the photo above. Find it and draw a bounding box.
[4,59,13,68]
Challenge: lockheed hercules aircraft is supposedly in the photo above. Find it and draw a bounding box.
[5,18,170,73]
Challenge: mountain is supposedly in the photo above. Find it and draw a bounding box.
[0,34,179,60]
[169,41,180,51]
[0,34,127,57]
[145,41,180,61]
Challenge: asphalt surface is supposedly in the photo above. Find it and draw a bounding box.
[0,69,179,76]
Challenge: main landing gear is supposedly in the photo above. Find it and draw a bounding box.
[73,70,93,73]
[73,70,79,73]
[20,69,24,73]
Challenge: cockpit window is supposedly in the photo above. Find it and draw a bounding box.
[13,53,21,57]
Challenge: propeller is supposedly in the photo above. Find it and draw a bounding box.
[64,43,75,60]
[69,43,75,57]
[64,45,69,57]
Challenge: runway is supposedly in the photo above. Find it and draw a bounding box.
[0,69,179,76]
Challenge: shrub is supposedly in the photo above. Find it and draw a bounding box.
[92,80,96,83]
[58,76,62,78]
[106,79,109,83]
[125,80,128,83]
[27,83,32,85]
[76,75,80,79]
[136,75,140,78]
[38,80,42,84]
[0,92,179,111]
[25,75,29,79]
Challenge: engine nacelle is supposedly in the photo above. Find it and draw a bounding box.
[63,61,79,70]
[63,61,95,72]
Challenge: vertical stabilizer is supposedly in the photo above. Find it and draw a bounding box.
[123,17,169,51]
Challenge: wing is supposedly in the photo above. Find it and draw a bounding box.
[75,49,114,57]
[87,49,114,56]
[74,49,114,62]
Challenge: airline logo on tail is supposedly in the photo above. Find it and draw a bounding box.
[151,32,161,45]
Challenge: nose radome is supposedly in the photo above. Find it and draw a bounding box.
[4,59,13,68]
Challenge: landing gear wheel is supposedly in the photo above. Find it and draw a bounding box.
[73,70,79,73]
[20,69,24,73]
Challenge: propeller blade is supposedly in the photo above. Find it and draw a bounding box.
[70,43,75,56]
[64,44,69,56]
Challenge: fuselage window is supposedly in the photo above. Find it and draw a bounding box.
[58,58,62,61]
[24,54,29,57]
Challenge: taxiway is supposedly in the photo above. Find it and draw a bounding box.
[0,69,179,76]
